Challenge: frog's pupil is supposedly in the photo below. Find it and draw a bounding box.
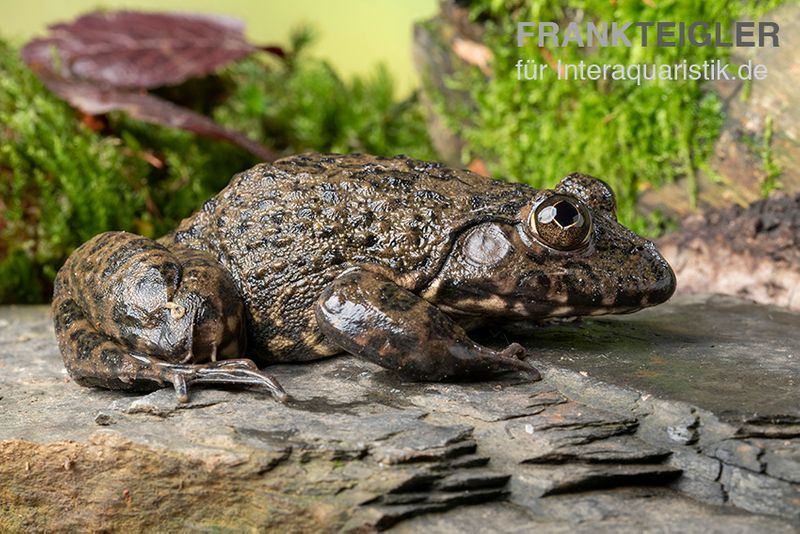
[553,200,580,228]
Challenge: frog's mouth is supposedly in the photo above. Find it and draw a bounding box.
[531,248,676,318]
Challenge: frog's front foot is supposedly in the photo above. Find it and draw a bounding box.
[315,269,541,381]
[485,342,540,379]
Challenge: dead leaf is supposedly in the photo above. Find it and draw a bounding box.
[79,111,106,132]
[36,73,276,161]
[21,10,279,161]
[468,158,490,177]
[21,11,260,90]
[452,37,493,76]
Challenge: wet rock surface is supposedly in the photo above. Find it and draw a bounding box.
[1,297,798,531]
[512,293,799,419]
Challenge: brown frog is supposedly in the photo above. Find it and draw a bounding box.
[52,153,676,402]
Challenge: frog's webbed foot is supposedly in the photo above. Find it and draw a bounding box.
[315,269,541,381]
[167,360,288,403]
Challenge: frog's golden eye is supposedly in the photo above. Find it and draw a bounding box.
[529,194,592,251]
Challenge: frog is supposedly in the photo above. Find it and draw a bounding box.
[52,153,676,403]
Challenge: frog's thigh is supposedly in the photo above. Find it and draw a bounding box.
[314,269,539,381]
[54,293,177,391]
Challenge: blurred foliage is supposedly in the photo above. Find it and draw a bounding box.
[0,30,434,303]
[0,39,146,303]
[432,0,784,235]
[215,29,434,158]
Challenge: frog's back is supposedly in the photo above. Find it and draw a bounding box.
[164,153,532,360]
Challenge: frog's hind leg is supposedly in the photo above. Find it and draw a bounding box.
[52,231,287,403]
[315,268,540,381]
[54,292,287,402]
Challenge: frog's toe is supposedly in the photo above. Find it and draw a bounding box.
[193,364,288,402]
[171,372,190,403]
[500,342,527,360]
[164,361,288,403]
[489,344,540,380]
[520,362,542,381]
[496,354,540,379]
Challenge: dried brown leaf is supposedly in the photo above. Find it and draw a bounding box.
[21,11,259,89]
[37,73,276,161]
[20,10,280,160]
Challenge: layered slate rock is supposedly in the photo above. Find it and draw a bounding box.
[508,293,800,521]
[1,297,798,531]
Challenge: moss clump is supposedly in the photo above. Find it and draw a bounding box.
[0,33,434,303]
[216,57,435,159]
[433,0,783,234]
[760,115,781,197]
[0,40,146,303]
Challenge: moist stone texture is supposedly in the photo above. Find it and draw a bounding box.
[0,296,797,531]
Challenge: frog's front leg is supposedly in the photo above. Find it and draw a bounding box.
[315,269,540,381]
[52,231,287,403]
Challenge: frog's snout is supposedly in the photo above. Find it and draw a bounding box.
[623,241,676,310]
[567,238,677,316]
[645,245,677,307]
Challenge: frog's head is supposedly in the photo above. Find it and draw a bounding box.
[422,174,676,319]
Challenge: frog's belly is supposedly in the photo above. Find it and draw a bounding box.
[253,317,342,363]
[237,264,344,363]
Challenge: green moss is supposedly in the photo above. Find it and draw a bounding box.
[214,58,436,159]
[0,32,434,303]
[0,40,147,302]
[760,115,781,197]
[433,0,784,234]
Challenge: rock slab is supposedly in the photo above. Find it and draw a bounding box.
[0,297,798,532]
